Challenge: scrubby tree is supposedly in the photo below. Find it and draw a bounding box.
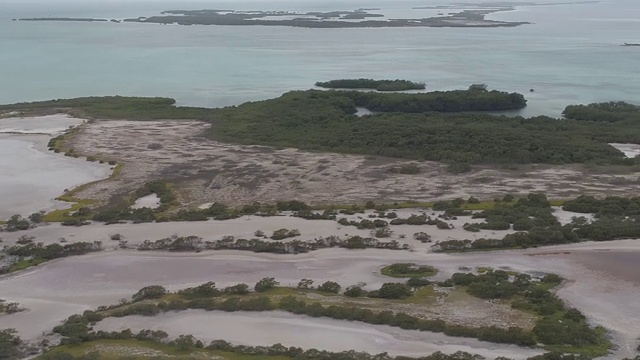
[297,279,314,289]
[254,277,279,292]
[317,281,341,294]
[132,285,167,302]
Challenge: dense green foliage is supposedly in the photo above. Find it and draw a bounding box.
[136,235,406,254]
[563,101,640,122]
[1,242,102,274]
[0,329,22,360]
[47,266,610,357]
[563,195,640,217]
[315,79,426,91]
[210,90,638,165]
[0,96,213,120]
[446,270,606,350]
[5,92,640,167]
[3,215,30,232]
[381,263,438,278]
[436,193,640,251]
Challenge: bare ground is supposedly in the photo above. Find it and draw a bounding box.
[64,119,640,208]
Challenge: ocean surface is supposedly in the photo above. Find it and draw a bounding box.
[1,0,639,117]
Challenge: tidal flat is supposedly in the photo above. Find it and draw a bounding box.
[1,237,639,358]
[0,115,112,219]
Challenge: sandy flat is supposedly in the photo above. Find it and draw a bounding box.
[95,310,543,359]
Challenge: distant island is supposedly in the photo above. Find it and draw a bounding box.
[316,79,426,91]
[18,17,108,22]
[18,8,529,28]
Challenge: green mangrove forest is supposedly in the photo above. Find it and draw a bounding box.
[3,86,640,168]
[315,79,426,91]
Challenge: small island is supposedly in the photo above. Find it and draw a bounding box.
[316,79,426,91]
[19,8,530,28]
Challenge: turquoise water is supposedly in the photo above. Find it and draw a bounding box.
[1,0,639,116]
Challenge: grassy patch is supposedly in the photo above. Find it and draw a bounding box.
[400,285,439,305]
[9,257,49,272]
[42,199,95,222]
[381,263,438,278]
[41,164,123,222]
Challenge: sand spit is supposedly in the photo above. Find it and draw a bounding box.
[64,119,640,209]
[1,240,639,358]
[95,310,544,359]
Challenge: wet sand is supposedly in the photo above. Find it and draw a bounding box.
[0,114,85,135]
[559,251,640,286]
[95,310,543,359]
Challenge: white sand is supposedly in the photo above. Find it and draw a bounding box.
[609,143,640,158]
[131,194,161,209]
[95,310,543,359]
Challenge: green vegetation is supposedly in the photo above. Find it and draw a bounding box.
[4,92,640,169]
[563,101,640,122]
[563,195,640,217]
[0,300,23,314]
[0,328,23,359]
[435,193,640,251]
[136,234,407,254]
[47,269,607,356]
[381,263,438,278]
[443,270,609,355]
[134,181,176,211]
[207,90,640,166]
[0,242,102,274]
[270,228,301,240]
[37,337,529,360]
[4,215,30,232]
[0,96,212,121]
[315,79,426,91]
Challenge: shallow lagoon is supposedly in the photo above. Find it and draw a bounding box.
[0,116,111,219]
[95,310,544,359]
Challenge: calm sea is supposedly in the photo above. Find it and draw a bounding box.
[1,0,639,117]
